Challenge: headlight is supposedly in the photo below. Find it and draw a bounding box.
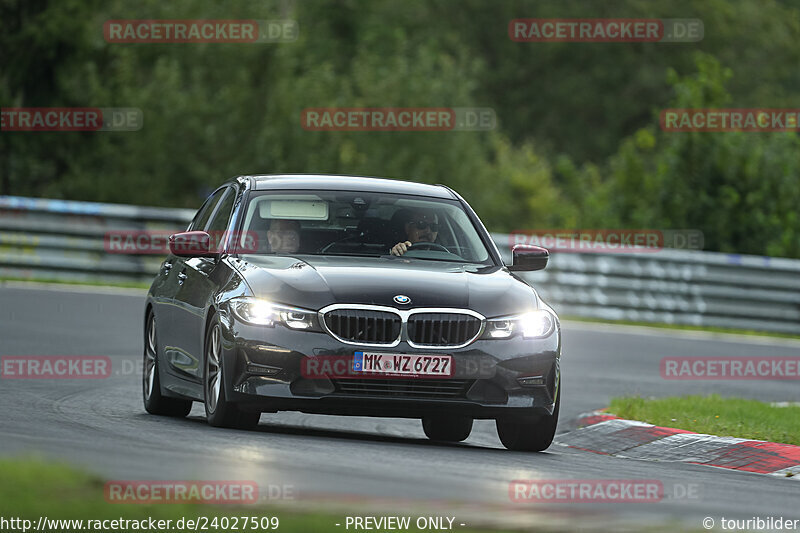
[483,310,555,339]
[229,297,319,330]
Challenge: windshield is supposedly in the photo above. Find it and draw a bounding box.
[237,190,493,265]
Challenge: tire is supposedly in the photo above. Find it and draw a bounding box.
[496,389,560,452]
[143,310,193,417]
[203,316,261,430]
[422,415,473,442]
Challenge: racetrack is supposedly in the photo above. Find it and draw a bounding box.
[2,283,799,531]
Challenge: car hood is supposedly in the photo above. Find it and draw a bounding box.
[232,255,539,318]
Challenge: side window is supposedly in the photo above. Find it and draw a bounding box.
[205,188,235,233]
[189,189,226,231]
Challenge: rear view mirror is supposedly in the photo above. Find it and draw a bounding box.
[508,245,549,272]
[169,231,217,258]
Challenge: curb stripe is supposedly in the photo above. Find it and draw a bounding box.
[769,464,800,478]
[704,441,800,473]
[556,412,800,478]
[578,413,619,426]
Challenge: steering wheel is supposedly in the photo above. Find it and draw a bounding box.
[407,241,450,253]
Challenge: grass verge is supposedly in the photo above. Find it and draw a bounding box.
[608,395,800,446]
[0,459,509,533]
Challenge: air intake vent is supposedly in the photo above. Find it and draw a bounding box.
[331,378,473,399]
[323,309,401,345]
[407,313,482,347]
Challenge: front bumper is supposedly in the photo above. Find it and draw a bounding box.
[217,309,561,421]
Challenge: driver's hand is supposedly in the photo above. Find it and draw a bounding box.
[390,241,413,256]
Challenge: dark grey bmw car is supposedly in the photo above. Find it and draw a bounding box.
[143,174,561,451]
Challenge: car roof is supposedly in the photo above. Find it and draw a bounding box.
[239,174,457,199]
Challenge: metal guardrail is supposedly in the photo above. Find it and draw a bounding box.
[0,196,798,334]
[0,196,194,284]
[494,236,800,335]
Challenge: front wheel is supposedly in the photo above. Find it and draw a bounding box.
[203,317,260,430]
[143,310,192,417]
[422,415,473,442]
[496,391,560,452]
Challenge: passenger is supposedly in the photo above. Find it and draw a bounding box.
[267,219,301,254]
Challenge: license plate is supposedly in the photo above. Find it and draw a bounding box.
[353,352,453,377]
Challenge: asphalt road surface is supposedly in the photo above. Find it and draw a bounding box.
[2,283,800,531]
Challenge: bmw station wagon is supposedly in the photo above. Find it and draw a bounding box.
[143,175,560,451]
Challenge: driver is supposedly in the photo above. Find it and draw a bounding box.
[267,219,301,254]
[390,209,439,256]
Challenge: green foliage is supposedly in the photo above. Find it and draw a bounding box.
[602,53,800,257]
[2,0,800,256]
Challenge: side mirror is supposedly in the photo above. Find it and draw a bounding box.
[508,245,549,272]
[169,231,217,258]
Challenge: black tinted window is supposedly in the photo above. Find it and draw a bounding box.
[205,188,235,233]
[190,188,226,231]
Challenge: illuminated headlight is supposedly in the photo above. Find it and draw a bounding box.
[229,297,318,330]
[483,310,555,339]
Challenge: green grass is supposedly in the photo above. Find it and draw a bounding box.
[0,459,509,533]
[563,314,800,341]
[608,395,800,446]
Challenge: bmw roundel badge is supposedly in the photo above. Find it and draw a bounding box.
[393,294,411,305]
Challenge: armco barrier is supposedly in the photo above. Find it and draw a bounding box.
[0,196,194,284]
[494,235,800,335]
[0,196,798,334]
